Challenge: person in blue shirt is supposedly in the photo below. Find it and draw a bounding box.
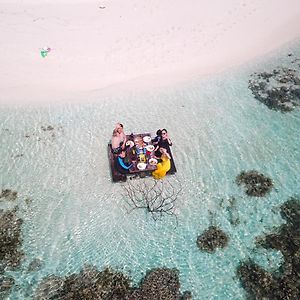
[152,129,162,145]
[115,151,132,174]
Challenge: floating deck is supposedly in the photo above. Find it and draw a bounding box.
[108,133,177,182]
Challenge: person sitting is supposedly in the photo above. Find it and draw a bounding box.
[154,128,172,157]
[111,123,126,154]
[152,129,162,145]
[152,148,171,179]
[115,151,133,174]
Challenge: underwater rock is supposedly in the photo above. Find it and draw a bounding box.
[196,226,229,253]
[0,189,18,201]
[25,125,63,143]
[27,258,43,272]
[41,125,54,131]
[248,66,300,112]
[0,208,24,269]
[280,197,300,226]
[0,274,15,297]
[130,268,188,300]
[237,260,299,300]
[180,290,193,300]
[238,197,300,299]
[34,275,65,300]
[236,170,273,197]
[35,266,191,300]
[257,198,300,258]
[35,265,132,300]
[237,260,277,299]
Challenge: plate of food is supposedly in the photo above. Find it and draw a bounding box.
[145,145,155,152]
[126,140,134,148]
[143,136,151,143]
[137,162,147,170]
[149,158,158,166]
[134,136,142,144]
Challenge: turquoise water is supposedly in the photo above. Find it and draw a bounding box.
[1,41,300,299]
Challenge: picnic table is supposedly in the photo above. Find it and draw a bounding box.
[125,133,157,174]
[108,132,177,182]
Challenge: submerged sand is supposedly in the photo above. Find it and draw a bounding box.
[1,0,300,104]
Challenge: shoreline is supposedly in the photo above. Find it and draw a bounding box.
[2,37,300,108]
[1,0,300,105]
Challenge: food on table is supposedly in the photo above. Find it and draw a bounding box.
[137,162,147,170]
[146,145,155,152]
[143,136,151,143]
[149,158,158,165]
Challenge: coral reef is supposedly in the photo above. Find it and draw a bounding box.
[0,207,23,298]
[27,258,43,272]
[0,189,18,201]
[236,170,273,197]
[24,124,63,142]
[237,197,300,299]
[41,125,54,131]
[196,226,229,253]
[131,268,190,300]
[35,266,191,300]
[0,274,15,298]
[35,265,132,300]
[0,207,24,269]
[248,65,300,112]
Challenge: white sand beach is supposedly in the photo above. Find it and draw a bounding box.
[1,0,300,103]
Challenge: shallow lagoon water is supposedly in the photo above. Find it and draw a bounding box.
[1,41,300,299]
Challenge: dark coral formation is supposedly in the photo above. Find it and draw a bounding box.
[0,274,15,298]
[248,66,300,112]
[0,207,24,269]
[131,268,189,300]
[0,207,23,298]
[35,266,191,300]
[196,226,229,253]
[236,170,273,197]
[0,189,18,201]
[280,197,300,226]
[219,197,240,226]
[27,258,43,272]
[35,266,132,300]
[41,125,55,131]
[237,197,300,299]
[237,260,277,299]
[24,125,63,141]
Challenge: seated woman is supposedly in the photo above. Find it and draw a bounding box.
[152,129,162,145]
[111,123,126,154]
[154,128,172,157]
[152,148,171,180]
[115,151,133,174]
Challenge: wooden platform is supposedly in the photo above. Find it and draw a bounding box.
[108,133,177,182]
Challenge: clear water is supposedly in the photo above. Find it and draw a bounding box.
[1,40,300,299]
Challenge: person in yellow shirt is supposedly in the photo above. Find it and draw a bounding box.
[152,148,171,179]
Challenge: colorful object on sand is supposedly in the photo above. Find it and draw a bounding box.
[40,46,51,58]
[40,50,48,58]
